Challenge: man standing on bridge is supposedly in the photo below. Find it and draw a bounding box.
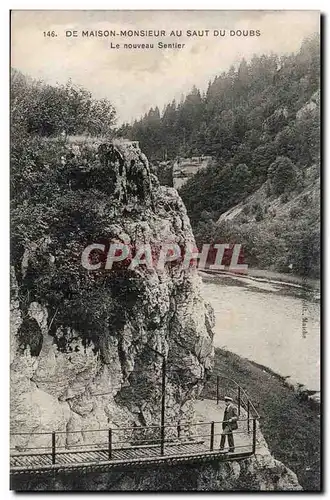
[219,396,238,453]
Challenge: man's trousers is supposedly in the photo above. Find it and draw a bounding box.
[220,425,235,452]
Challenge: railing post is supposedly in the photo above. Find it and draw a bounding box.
[108,429,112,460]
[52,432,56,465]
[177,423,181,439]
[247,400,250,434]
[210,421,215,451]
[238,386,241,416]
[160,357,166,456]
[252,418,257,454]
[216,376,220,405]
[160,425,165,455]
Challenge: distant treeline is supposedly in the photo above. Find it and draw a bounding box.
[119,33,319,177]
[119,34,320,277]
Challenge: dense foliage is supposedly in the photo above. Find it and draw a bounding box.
[10,72,137,354]
[195,205,320,277]
[11,69,116,138]
[120,35,319,166]
[11,134,142,354]
[119,34,320,277]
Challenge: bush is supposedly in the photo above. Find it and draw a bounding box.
[254,205,264,222]
[289,206,301,219]
[268,156,297,195]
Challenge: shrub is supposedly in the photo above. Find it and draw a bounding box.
[268,156,297,195]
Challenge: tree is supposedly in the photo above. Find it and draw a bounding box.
[87,98,116,136]
[11,69,116,137]
[268,156,297,195]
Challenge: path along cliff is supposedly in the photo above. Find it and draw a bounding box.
[10,138,301,490]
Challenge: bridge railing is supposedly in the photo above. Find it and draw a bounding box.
[11,375,259,468]
[10,415,257,466]
[204,374,259,434]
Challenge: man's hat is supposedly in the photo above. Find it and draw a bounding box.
[224,396,233,402]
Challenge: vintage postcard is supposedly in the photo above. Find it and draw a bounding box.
[10,10,321,492]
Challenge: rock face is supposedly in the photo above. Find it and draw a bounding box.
[10,139,214,451]
[192,417,302,492]
[296,89,320,120]
[12,452,302,492]
[172,156,213,190]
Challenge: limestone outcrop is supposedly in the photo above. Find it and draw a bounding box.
[10,140,214,451]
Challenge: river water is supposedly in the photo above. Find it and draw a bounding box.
[200,273,320,392]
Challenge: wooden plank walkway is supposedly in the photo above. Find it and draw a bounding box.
[11,439,253,473]
[10,393,258,475]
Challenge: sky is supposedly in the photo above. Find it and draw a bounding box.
[11,10,320,124]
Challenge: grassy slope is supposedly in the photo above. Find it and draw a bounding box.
[202,348,321,491]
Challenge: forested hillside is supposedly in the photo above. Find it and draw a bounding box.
[119,34,320,277]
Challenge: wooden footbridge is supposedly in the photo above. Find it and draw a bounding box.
[10,375,260,476]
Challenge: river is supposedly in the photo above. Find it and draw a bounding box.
[200,272,320,393]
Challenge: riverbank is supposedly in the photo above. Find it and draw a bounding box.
[246,268,320,290]
[200,267,320,294]
[201,348,321,491]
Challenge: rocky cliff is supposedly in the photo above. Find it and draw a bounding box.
[10,139,301,491]
[10,139,214,451]
[12,440,302,492]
